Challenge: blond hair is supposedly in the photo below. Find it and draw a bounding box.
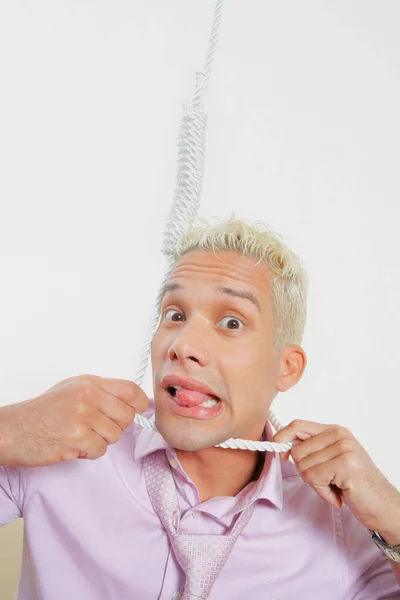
[174,215,309,355]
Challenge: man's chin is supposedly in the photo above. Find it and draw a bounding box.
[155,414,230,451]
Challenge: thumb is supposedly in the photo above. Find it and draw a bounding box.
[274,430,312,462]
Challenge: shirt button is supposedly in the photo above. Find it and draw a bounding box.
[192,511,199,519]
[171,592,182,600]
[169,459,178,469]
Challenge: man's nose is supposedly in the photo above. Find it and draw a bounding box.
[167,320,210,366]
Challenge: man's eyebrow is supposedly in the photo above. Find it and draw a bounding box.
[215,284,261,313]
[161,283,183,298]
[162,282,261,313]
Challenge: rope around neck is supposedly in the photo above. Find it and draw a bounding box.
[133,0,294,454]
[134,411,294,453]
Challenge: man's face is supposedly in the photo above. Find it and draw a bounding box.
[151,249,283,450]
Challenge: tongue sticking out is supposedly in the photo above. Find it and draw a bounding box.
[175,388,219,408]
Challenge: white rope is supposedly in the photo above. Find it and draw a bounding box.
[133,0,294,454]
[134,411,293,452]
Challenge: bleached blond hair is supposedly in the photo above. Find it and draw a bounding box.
[174,215,309,356]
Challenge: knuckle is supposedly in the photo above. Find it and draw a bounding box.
[332,424,349,438]
[337,438,355,454]
[77,373,95,381]
[70,423,87,440]
[302,468,314,485]
[75,401,89,415]
[78,383,94,399]
[122,404,136,424]
[339,452,359,470]
[330,424,341,434]
[340,426,353,439]
[290,445,302,462]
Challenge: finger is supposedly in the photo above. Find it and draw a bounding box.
[278,445,343,507]
[87,375,149,414]
[310,482,343,510]
[76,430,109,460]
[295,438,358,473]
[302,454,356,509]
[279,432,312,462]
[290,428,357,464]
[274,419,334,444]
[90,411,125,445]
[95,389,137,431]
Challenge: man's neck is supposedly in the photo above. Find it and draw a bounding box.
[175,445,265,503]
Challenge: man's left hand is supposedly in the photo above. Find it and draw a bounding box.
[274,420,400,538]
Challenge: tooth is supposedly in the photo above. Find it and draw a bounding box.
[199,398,218,408]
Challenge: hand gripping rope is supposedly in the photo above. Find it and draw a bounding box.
[133,0,294,454]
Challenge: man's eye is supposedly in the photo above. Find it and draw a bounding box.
[164,309,185,322]
[219,316,244,330]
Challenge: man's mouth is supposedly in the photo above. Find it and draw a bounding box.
[167,385,220,408]
[161,375,224,421]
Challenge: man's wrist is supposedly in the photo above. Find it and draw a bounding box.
[369,530,400,564]
[371,501,400,547]
[376,531,400,547]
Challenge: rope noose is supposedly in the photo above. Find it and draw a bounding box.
[133,0,294,454]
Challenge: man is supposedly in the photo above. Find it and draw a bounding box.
[1,216,399,599]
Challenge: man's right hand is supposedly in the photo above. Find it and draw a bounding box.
[0,374,149,468]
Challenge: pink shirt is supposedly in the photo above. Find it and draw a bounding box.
[1,403,399,600]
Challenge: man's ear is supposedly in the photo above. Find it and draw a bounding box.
[276,345,307,393]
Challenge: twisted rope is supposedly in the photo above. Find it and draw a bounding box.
[133,0,294,454]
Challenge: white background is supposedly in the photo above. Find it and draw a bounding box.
[0,1,399,488]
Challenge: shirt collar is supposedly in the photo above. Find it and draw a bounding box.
[132,404,283,513]
[219,420,283,515]
[132,422,168,461]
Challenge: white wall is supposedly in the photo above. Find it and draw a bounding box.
[0,0,399,490]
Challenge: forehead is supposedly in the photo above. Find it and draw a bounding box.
[166,249,272,301]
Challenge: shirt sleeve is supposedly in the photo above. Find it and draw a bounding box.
[0,466,23,526]
[340,505,400,599]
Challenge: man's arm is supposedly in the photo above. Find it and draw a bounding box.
[0,374,148,468]
[274,419,400,594]
[0,374,148,526]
